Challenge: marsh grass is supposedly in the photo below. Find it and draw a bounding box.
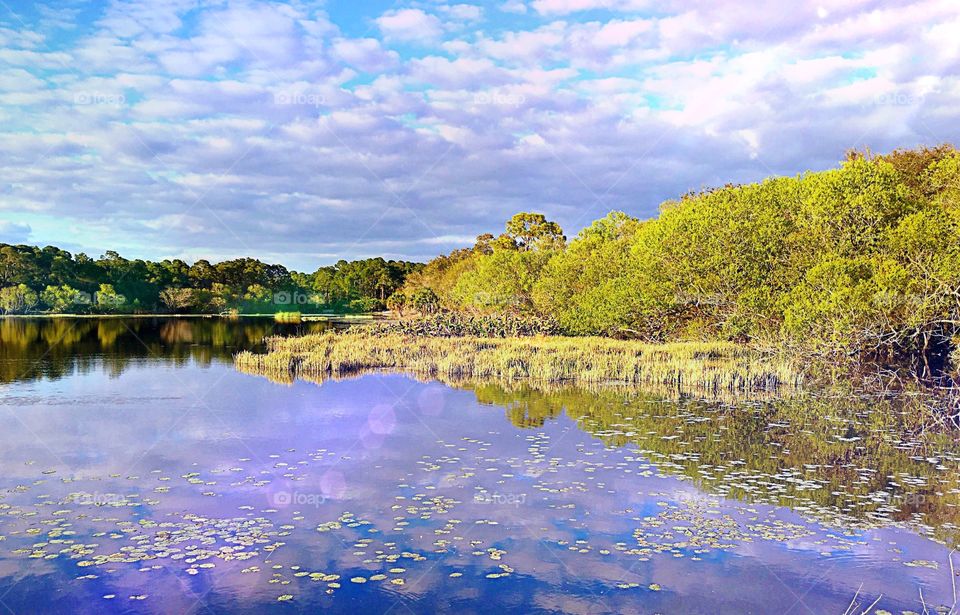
[273,311,302,323]
[235,331,803,393]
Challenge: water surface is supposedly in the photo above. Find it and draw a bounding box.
[0,318,957,614]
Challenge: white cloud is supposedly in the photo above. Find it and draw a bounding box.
[376,9,444,43]
[500,0,529,14]
[0,0,956,267]
[531,0,650,15]
[332,38,399,72]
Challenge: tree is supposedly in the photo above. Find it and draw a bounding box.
[532,211,641,335]
[0,284,39,314]
[41,285,89,313]
[243,284,273,305]
[0,246,41,286]
[208,283,235,312]
[504,213,565,251]
[95,284,126,312]
[451,248,552,313]
[386,291,407,316]
[410,288,440,314]
[159,288,200,313]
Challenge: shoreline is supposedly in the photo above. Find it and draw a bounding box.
[0,313,382,321]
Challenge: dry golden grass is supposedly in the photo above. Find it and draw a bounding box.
[235,331,803,393]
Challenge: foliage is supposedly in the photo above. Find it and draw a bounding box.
[363,312,561,338]
[503,212,566,251]
[409,288,440,314]
[400,146,960,365]
[451,248,553,312]
[347,297,384,313]
[386,291,407,316]
[40,284,89,313]
[532,211,642,336]
[0,284,39,314]
[5,145,960,367]
[0,244,421,315]
[159,288,200,313]
[95,284,126,312]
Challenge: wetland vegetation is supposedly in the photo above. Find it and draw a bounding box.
[234,330,801,394]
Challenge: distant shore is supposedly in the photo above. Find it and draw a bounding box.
[0,313,383,321]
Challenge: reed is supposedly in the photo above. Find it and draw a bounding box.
[273,311,302,323]
[235,330,803,393]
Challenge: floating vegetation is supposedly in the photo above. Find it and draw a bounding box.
[274,312,302,323]
[235,331,803,394]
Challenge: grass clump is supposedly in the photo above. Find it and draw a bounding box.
[274,311,302,323]
[235,330,802,393]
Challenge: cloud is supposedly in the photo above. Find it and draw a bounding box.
[375,9,444,43]
[500,1,529,14]
[0,221,31,244]
[530,0,650,15]
[0,0,956,269]
[332,38,399,72]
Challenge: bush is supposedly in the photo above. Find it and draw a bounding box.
[360,312,561,338]
[347,297,384,313]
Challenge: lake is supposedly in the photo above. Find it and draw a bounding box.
[0,318,957,614]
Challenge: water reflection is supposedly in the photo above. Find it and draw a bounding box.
[0,319,956,613]
[466,381,960,546]
[0,317,334,384]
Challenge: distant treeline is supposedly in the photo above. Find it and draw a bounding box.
[0,247,421,314]
[392,145,960,364]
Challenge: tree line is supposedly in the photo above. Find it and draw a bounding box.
[0,246,421,315]
[391,145,960,364]
[4,144,958,364]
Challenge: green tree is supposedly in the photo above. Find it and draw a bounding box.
[410,288,440,314]
[41,285,88,313]
[0,247,41,286]
[0,284,39,314]
[504,212,565,251]
[386,291,407,316]
[533,212,642,335]
[95,284,126,312]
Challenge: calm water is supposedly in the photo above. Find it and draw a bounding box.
[0,318,958,614]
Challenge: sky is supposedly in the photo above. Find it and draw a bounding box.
[0,0,957,271]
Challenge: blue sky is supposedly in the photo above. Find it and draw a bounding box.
[0,0,957,270]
